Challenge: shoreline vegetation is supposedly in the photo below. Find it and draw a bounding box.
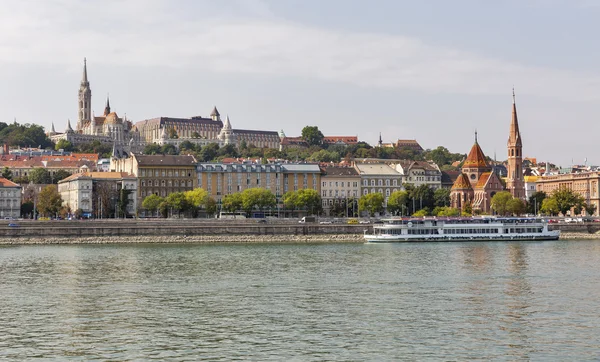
[0,232,598,245]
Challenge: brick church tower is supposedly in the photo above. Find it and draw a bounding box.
[506,89,525,199]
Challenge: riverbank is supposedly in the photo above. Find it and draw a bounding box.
[0,232,598,245]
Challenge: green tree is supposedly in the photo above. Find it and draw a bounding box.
[358,193,384,217]
[241,188,276,215]
[433,188,451,207]
[165,192,190,217]
[185,188,209,209]
[308,149,340,163]
[491,191,513,216]
[301,126,324,146]
[506,198,526,216]
[413,209,429,217]
[117,188,132,217]
[222,192,244,213]
[462,202,473,216]
[205,197,217,216]
[387,190,409,215]
[29,168,51,184]
[37,185,62,217]
[21,200,34,218]
[142,194,163,217]
[144,143,161,155]
[52,169,72,184]
[527,191,546,215]
[584,203,597,217]
[2,166,13,180]
[552,187,583,216]
[199,143,219,162]
[160,144,177,155]
[283,191,299,214]
[295,188,322,215]
[432,206,460,217]
[54,139,74,152]
[541,198,559,216]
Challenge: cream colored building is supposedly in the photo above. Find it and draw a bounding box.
[0,177,22,218]
[58,172,137,218]
[392,160,442,189]
[320,166,360,216]
[354,163,404,207]
[535,172,600,216]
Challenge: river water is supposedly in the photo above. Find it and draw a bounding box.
[1,240,600,361]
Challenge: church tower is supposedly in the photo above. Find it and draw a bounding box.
[506,89,525,199]
[78,58,92,130]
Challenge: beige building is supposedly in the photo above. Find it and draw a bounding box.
[196,162,321,212]
[111,154,197,212]
[354,163,404,207]
[320,166,360,216]
[535,172,600,216]
[392,160,442,189]
[58,172,137,218]
[0,177,22,218]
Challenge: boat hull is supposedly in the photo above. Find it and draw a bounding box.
[364,232,560,243]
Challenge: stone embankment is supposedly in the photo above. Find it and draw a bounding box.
[0,234,365,245]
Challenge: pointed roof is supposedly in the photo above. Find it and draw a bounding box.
[104,95,111,116]
[210,106,220,117]
[66,119,74,132]
[463,136,488,168]
[81,58,89,85]
[451,173,473,190]
[508,88,522,147]
[51,122,56,133]
[224,114,232,129]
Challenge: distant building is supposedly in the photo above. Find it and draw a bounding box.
[111,154,198,213]
[320,166,360,216]
[354,163,404,209]
[322,136,358,146]
[0,177,22,218]
[49,59,141,155]
[382,139,423,152]
[391,160,442,190]
[535,172,600,216]
[58,172,138,218]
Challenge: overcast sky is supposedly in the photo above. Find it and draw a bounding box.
[0,0,598,167]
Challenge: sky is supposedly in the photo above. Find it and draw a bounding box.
[0,0,599,167]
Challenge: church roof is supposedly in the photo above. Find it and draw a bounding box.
[475,172,492,188]
[463,142,488,168]
[451,173,473,190]
[210,106,220,117]
[104,112,121,125]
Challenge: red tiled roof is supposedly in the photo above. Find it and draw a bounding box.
[451,173,473,190]
[463,142,488,168]
[0,177,19,187]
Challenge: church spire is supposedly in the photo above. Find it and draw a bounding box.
[82,57,88,85]
[509,87,521,146]
[104,94,111,116]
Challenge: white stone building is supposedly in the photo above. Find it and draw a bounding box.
[320,166,361,216]
[58,172,138,218]
[0,177,22,218]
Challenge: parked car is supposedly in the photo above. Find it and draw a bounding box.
[8,223,19,227]
[359,220,371,224]
[319,221,332,225]
[256,219,267,224]
[347,219,358,224]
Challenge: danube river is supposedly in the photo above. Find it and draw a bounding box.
[2,239,600,360]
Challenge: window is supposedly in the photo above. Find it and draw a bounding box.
[371,180,375,186]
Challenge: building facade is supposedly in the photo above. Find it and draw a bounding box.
[0,177,22,218]
[354,163,405,208]
[111,154,197,212]
[535,172,600,216]
[320,166,360,216]
[392,160,442,189]
[196,162,321,212]
[58,172,138,218]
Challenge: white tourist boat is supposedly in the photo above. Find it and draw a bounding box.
[364,217,560,243]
